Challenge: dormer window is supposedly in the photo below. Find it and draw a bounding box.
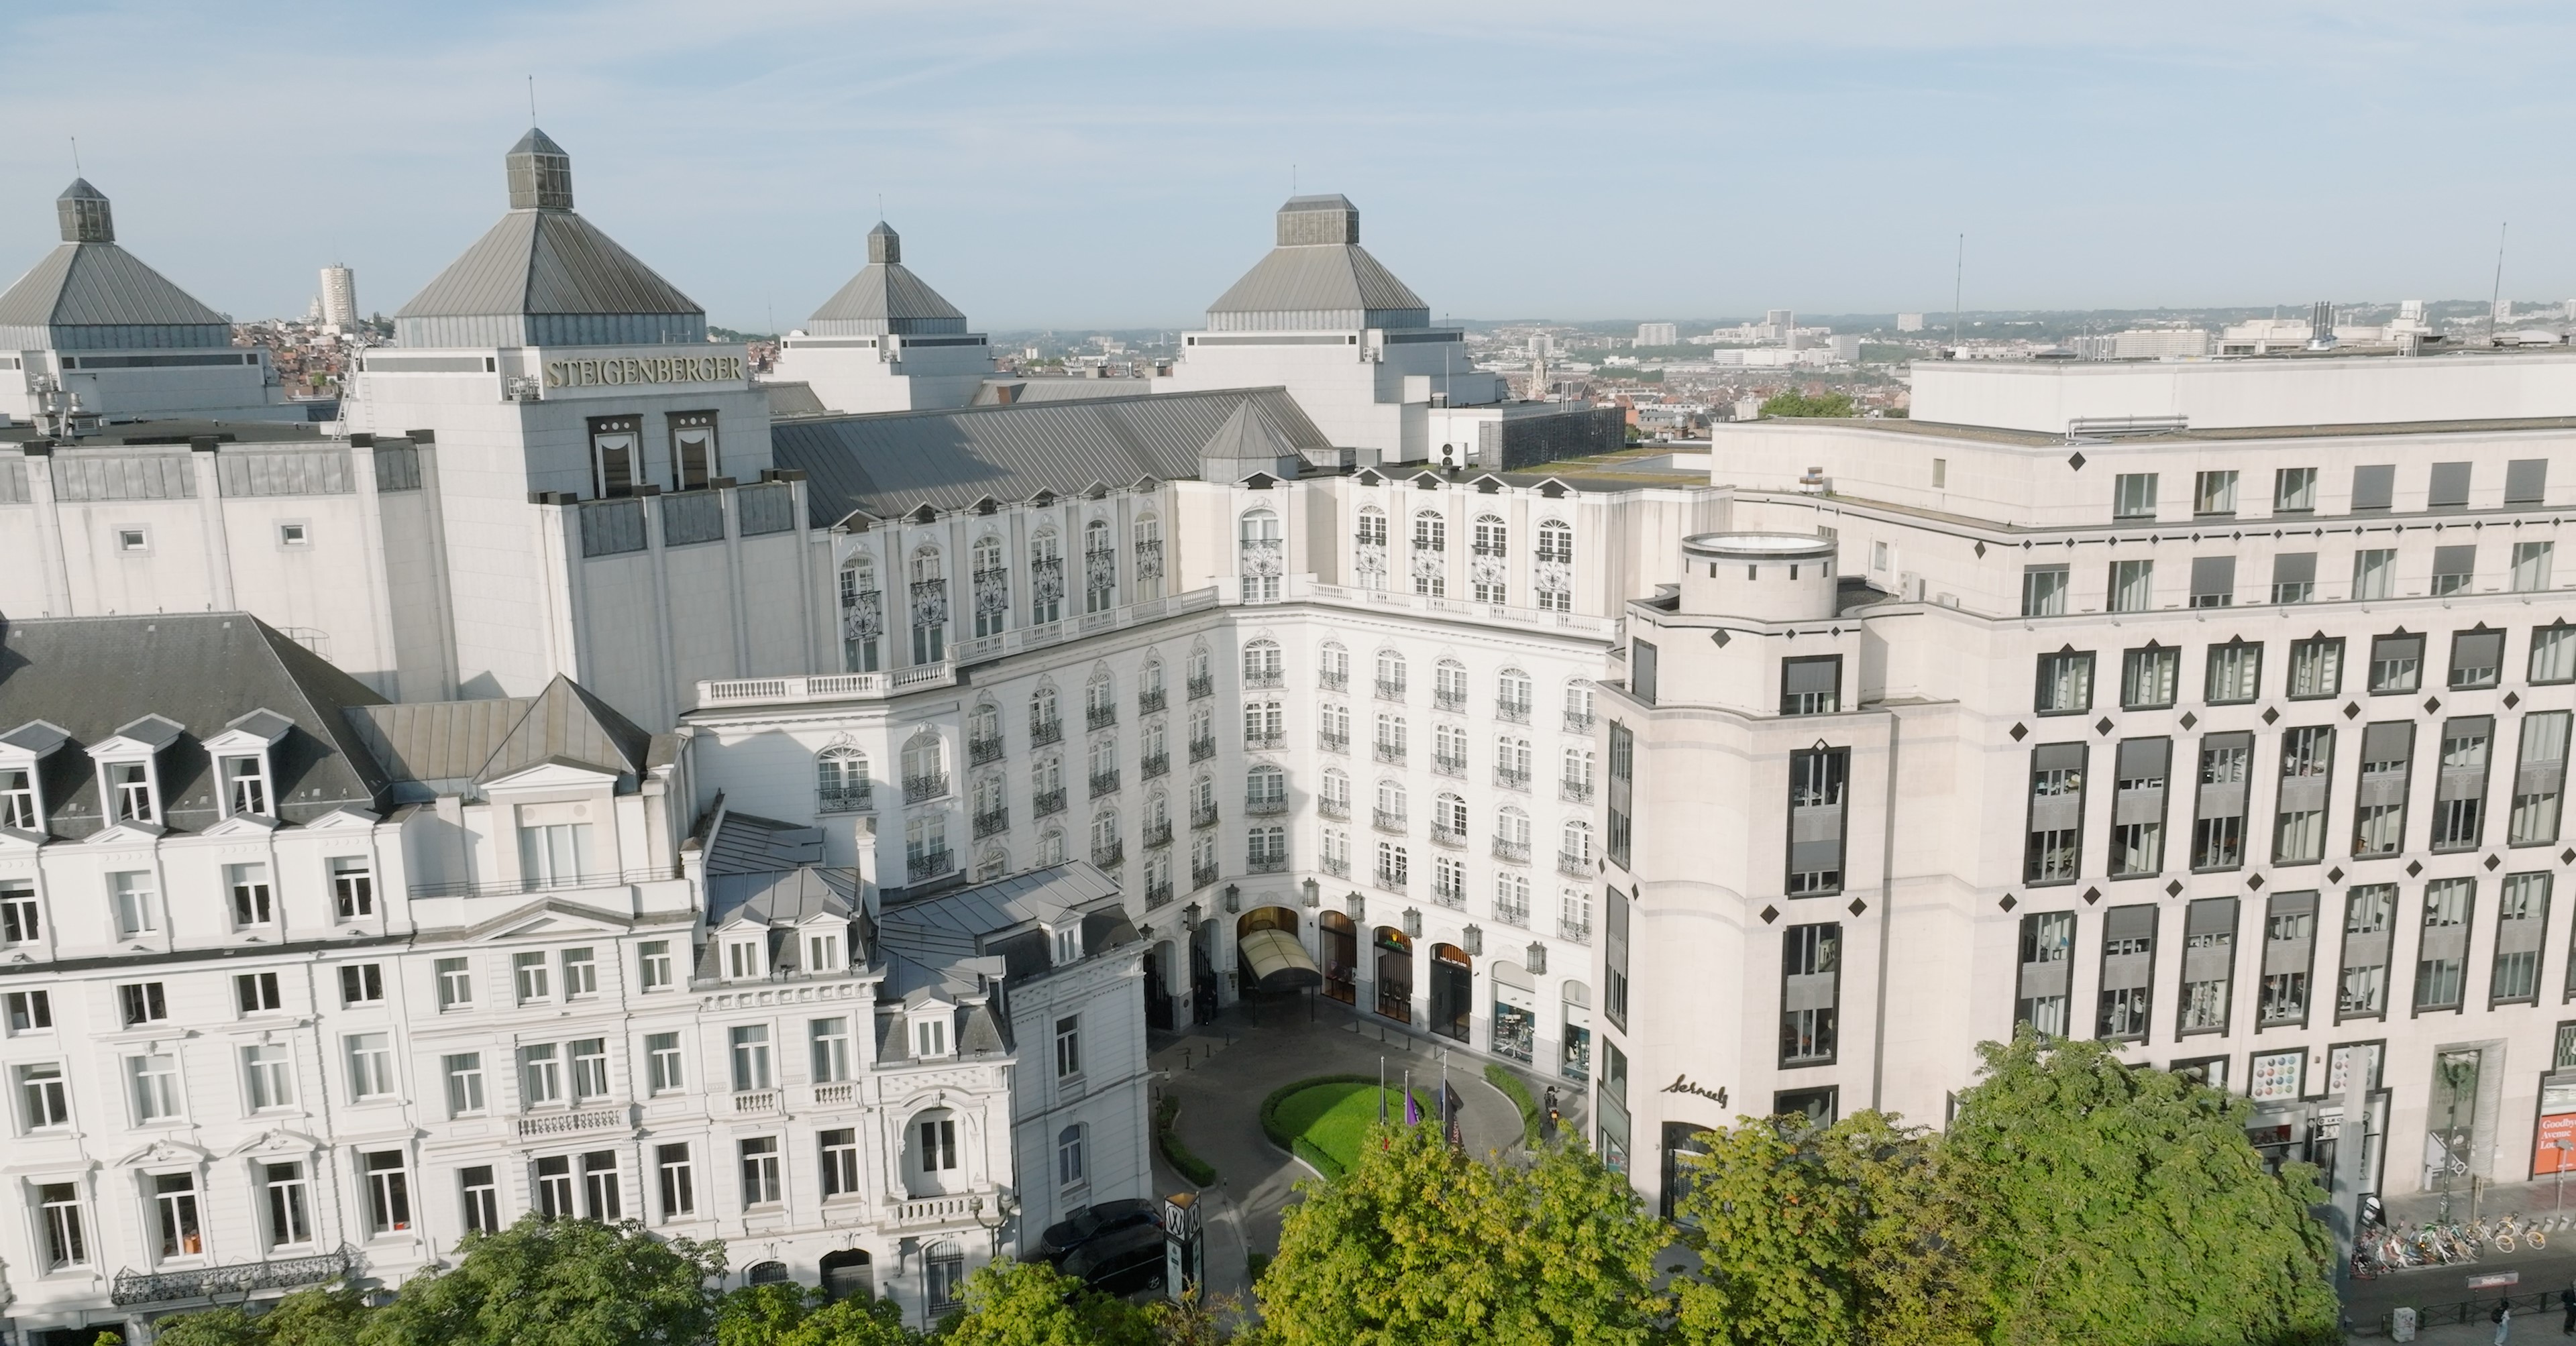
[222,754,271,817]
[1051,924,1083,965]
[725,937,766,980]
[0,769,36,831]
[113,763,156,824]
[914,1015,950,1059]
[805,930,843,973]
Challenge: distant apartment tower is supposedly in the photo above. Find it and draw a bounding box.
[1896,313,1925,332]
[319,263,357,328]
[1637,321,1679,347]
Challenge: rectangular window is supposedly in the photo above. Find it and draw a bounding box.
[2536,626,2576,685]
[2351,463,2395,512]
[740,1137,783,1207]
[1055,1015,1082,1079]
[2270,551,2316,604]
[2192,470,2239,517]
[443,1053,486,1117]
[1780,655,1841,716]
[2339,885,2390,1024]
[582,1151,621,1221]
[2431,716,2494,852]
[264,1162,313,1248]
[339,962,384,1007]
[460,1165,499,1235]
[2110,738,2170,877]
[2015,911,2076,1036]
[919,1117,959,1171]
[2512,711,2573,846]
[328,857,374,919]
[1785,748,1849,895]
[0,771,34,833]
[2257,891,2318,1027]
[569,1038,609,1101]
[587,414,641,498]
[2112,473,2158,520]
[1631,638,1658,706]
[2427,461,2472,511]
[2188,555,2236,608]
[152,1172,203,1260]
[2108,559,2155,613]
[2024,743,2087,885]
[2120,646,2178,709]
[521,1044,562,1106]
[2033,651,2094,715]
[0,882,36,945]
[2096,905,2158,1041]
[2190,733,2251,871]
[363,1149,412,1235]
[18,1062,70,1129]
[2414,877,2475,1012]
[657,1143,696,1220]
[535,1156,573,1220]
[669,410,720,491]
[227,863,274,927]
[561,948,598,999]
[436,957,475,1010]
[2353,722,2415,856]
[2176,897,2239,1035]
[119,980,167,1026]
[2274,467,2318,513]
[2204,641,2260,704]
[2447,629,2506,690]
[2491,872,2548,1006]
[236,970,282,1014]
[346,1033,394,1101]
[2506,457,2548,506]
[1606,722,1634,870]
[514,951,551,1003]
[820,1128,860,1200]
[1778,923,1841,1066]
[5,989,50,1033]
[244,1043,295,1111]
[1605,886,1631,1031]
[2351,548,2397,601]
[2272,726,2334,864]
[2288,637,2343,699]
[2367,633,2422,694]
[646,1032,684,1094]
[2430,544,2477,596]
[796,1017,847,1085]
[38,1182,87,1268]
[639,940,675,991]
[2022,564,2070,617]
[730,1025,773,1092]
[2514,541,2557,593]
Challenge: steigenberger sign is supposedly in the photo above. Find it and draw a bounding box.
[545,354,745,388]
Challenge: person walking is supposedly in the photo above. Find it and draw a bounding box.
[2559,1281,2575,1335]
[2495,1297,2514,1345]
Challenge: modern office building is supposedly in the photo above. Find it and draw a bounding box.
[1596,352,2576,1217]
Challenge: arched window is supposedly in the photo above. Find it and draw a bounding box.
[1038,828,1067,867]
[925,1238,967,1310]
[1246,764,1287,812]
[1412,510,1446,551]
[1375,779,1407,826]
[1145,788,1170,834]
[1030,685,1061,742]
[1133,513,1165,601]
[972,771,1005,825]
[1471,514,1509,604]
[1239,508,1283,602]
[1090,809,1120,866]
[1434,659,1468,710]
[1375,649,1407,699]
[1411,510,1447,597]
[1085,669,1117,729]
[746,1261,791,1286]
[839,553,883,673]
[1496,807,1531,861]
[1320,768,1351,816]
[1560,820,1595,871]
[1083,518,1116,614]
[1434,791,1467,840]
[975,846,1010,881]
[1472,514,1507,558]
[1242,638,1282,688]
[1493,869,1530,923]
[816,746,871,814]
[971,535,1008,638]
[1497,668,1533,722]
[1139,659,1167,712]
[908,544,947,665]
[1562,679,1595,731]
[1536,518,1574,563]
[969,702,1001,759]
[1030,526,1065,625]
[1535,519,1574,613]
[901,731,946,800]
[1318,641,1350,691]
[1057,1123,1087,1188]
[1187,643,1213,695]
[1354,506,1390,591]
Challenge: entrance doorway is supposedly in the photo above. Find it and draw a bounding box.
[1143,942,1176,1031]
[1191,919,1220,1025]
[1373,926,1413,1023]
[1319,911,1358,1005]
[820,1248,873,1301]
[1236,907,1321,1003]
[1428,943,1472,1042]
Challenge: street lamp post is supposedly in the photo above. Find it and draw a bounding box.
[970,1190,1017,1260]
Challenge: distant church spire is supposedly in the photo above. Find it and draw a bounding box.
[505,128,574,211]
[56,178,112,243]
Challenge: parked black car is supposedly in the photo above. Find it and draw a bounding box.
[1034,1197,1161,1263]
[1061,1223,1167,1298]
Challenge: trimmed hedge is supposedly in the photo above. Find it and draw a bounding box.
[1292,1137,1343,1181]
[1259,1073,1383,1150]
[1156,1095,1217,1186]
[1484,1062,1543,1147]
[1263,1074,1438,1179]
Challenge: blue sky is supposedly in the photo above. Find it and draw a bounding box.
[5,2,2572,330]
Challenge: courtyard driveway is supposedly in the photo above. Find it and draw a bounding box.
[1142,996,1558,1307]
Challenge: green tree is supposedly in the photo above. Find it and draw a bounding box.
[359,1216,724,1346]
[1671,1111,1975,1346]
[715,1282,920,1346]
[1758,390,1856,418]
[1941,1031,2339,1346]
[147,1287,372,1346]
[1258,1123,1665,1345]
[935,1257,1156,1346]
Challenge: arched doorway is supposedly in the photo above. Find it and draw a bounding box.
[1236,907,1321,998]
[820,1247,873,1301]
[1143,940,1177,1032]
[1318,911,1358,1005]
[1373,926,1413,1023]
[1428,944,1472,1042]
[1491,959,1536,1063]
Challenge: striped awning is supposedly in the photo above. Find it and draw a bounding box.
[1238,928,1323,990]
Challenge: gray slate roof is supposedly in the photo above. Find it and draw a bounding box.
[770,386,1332,524]
[0,243,230,345]
[808,223,967,336]
[0,613,390,840]
[876,862,1135,997]
[1205,195,1427,331]
[394,209,703,347]
[341,675,654,800]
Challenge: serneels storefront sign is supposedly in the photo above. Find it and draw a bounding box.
[545,355,745,388]
[1662,1075,1728,1107]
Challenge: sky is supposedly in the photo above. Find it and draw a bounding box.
[5,1,2574,331]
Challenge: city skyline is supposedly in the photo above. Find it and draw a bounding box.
[6,2,2576,330]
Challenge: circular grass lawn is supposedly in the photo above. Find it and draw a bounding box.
[1262,1076,1442,1178]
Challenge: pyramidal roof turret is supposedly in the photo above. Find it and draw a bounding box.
[394,128,704,348]
[806,221,968,336]
[1203,194,1428,333]
[0,178,230,350]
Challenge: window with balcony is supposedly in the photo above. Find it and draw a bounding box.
[817,746,871,814]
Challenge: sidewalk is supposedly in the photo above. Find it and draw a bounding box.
[2347,1173,2576,1339]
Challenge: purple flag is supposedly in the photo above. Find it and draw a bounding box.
[1405,1091,1421,1126]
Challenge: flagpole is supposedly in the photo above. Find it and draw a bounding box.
[1379,1056,1387,1125]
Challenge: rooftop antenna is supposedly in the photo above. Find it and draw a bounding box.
[2488,221,2509,343]
[1949,233,1964,354]
[527,75,537,124]
[69,136,80,173]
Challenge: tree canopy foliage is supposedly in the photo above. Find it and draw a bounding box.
[1758,390,1856,418]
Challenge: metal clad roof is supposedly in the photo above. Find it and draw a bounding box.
[341,675,652,790]
[771,387,1330,523]
[396,211,700,323]
[705,809,829,877]
[0,243,227,331]
[808,262,968,335]
[1205,243,1427,325]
